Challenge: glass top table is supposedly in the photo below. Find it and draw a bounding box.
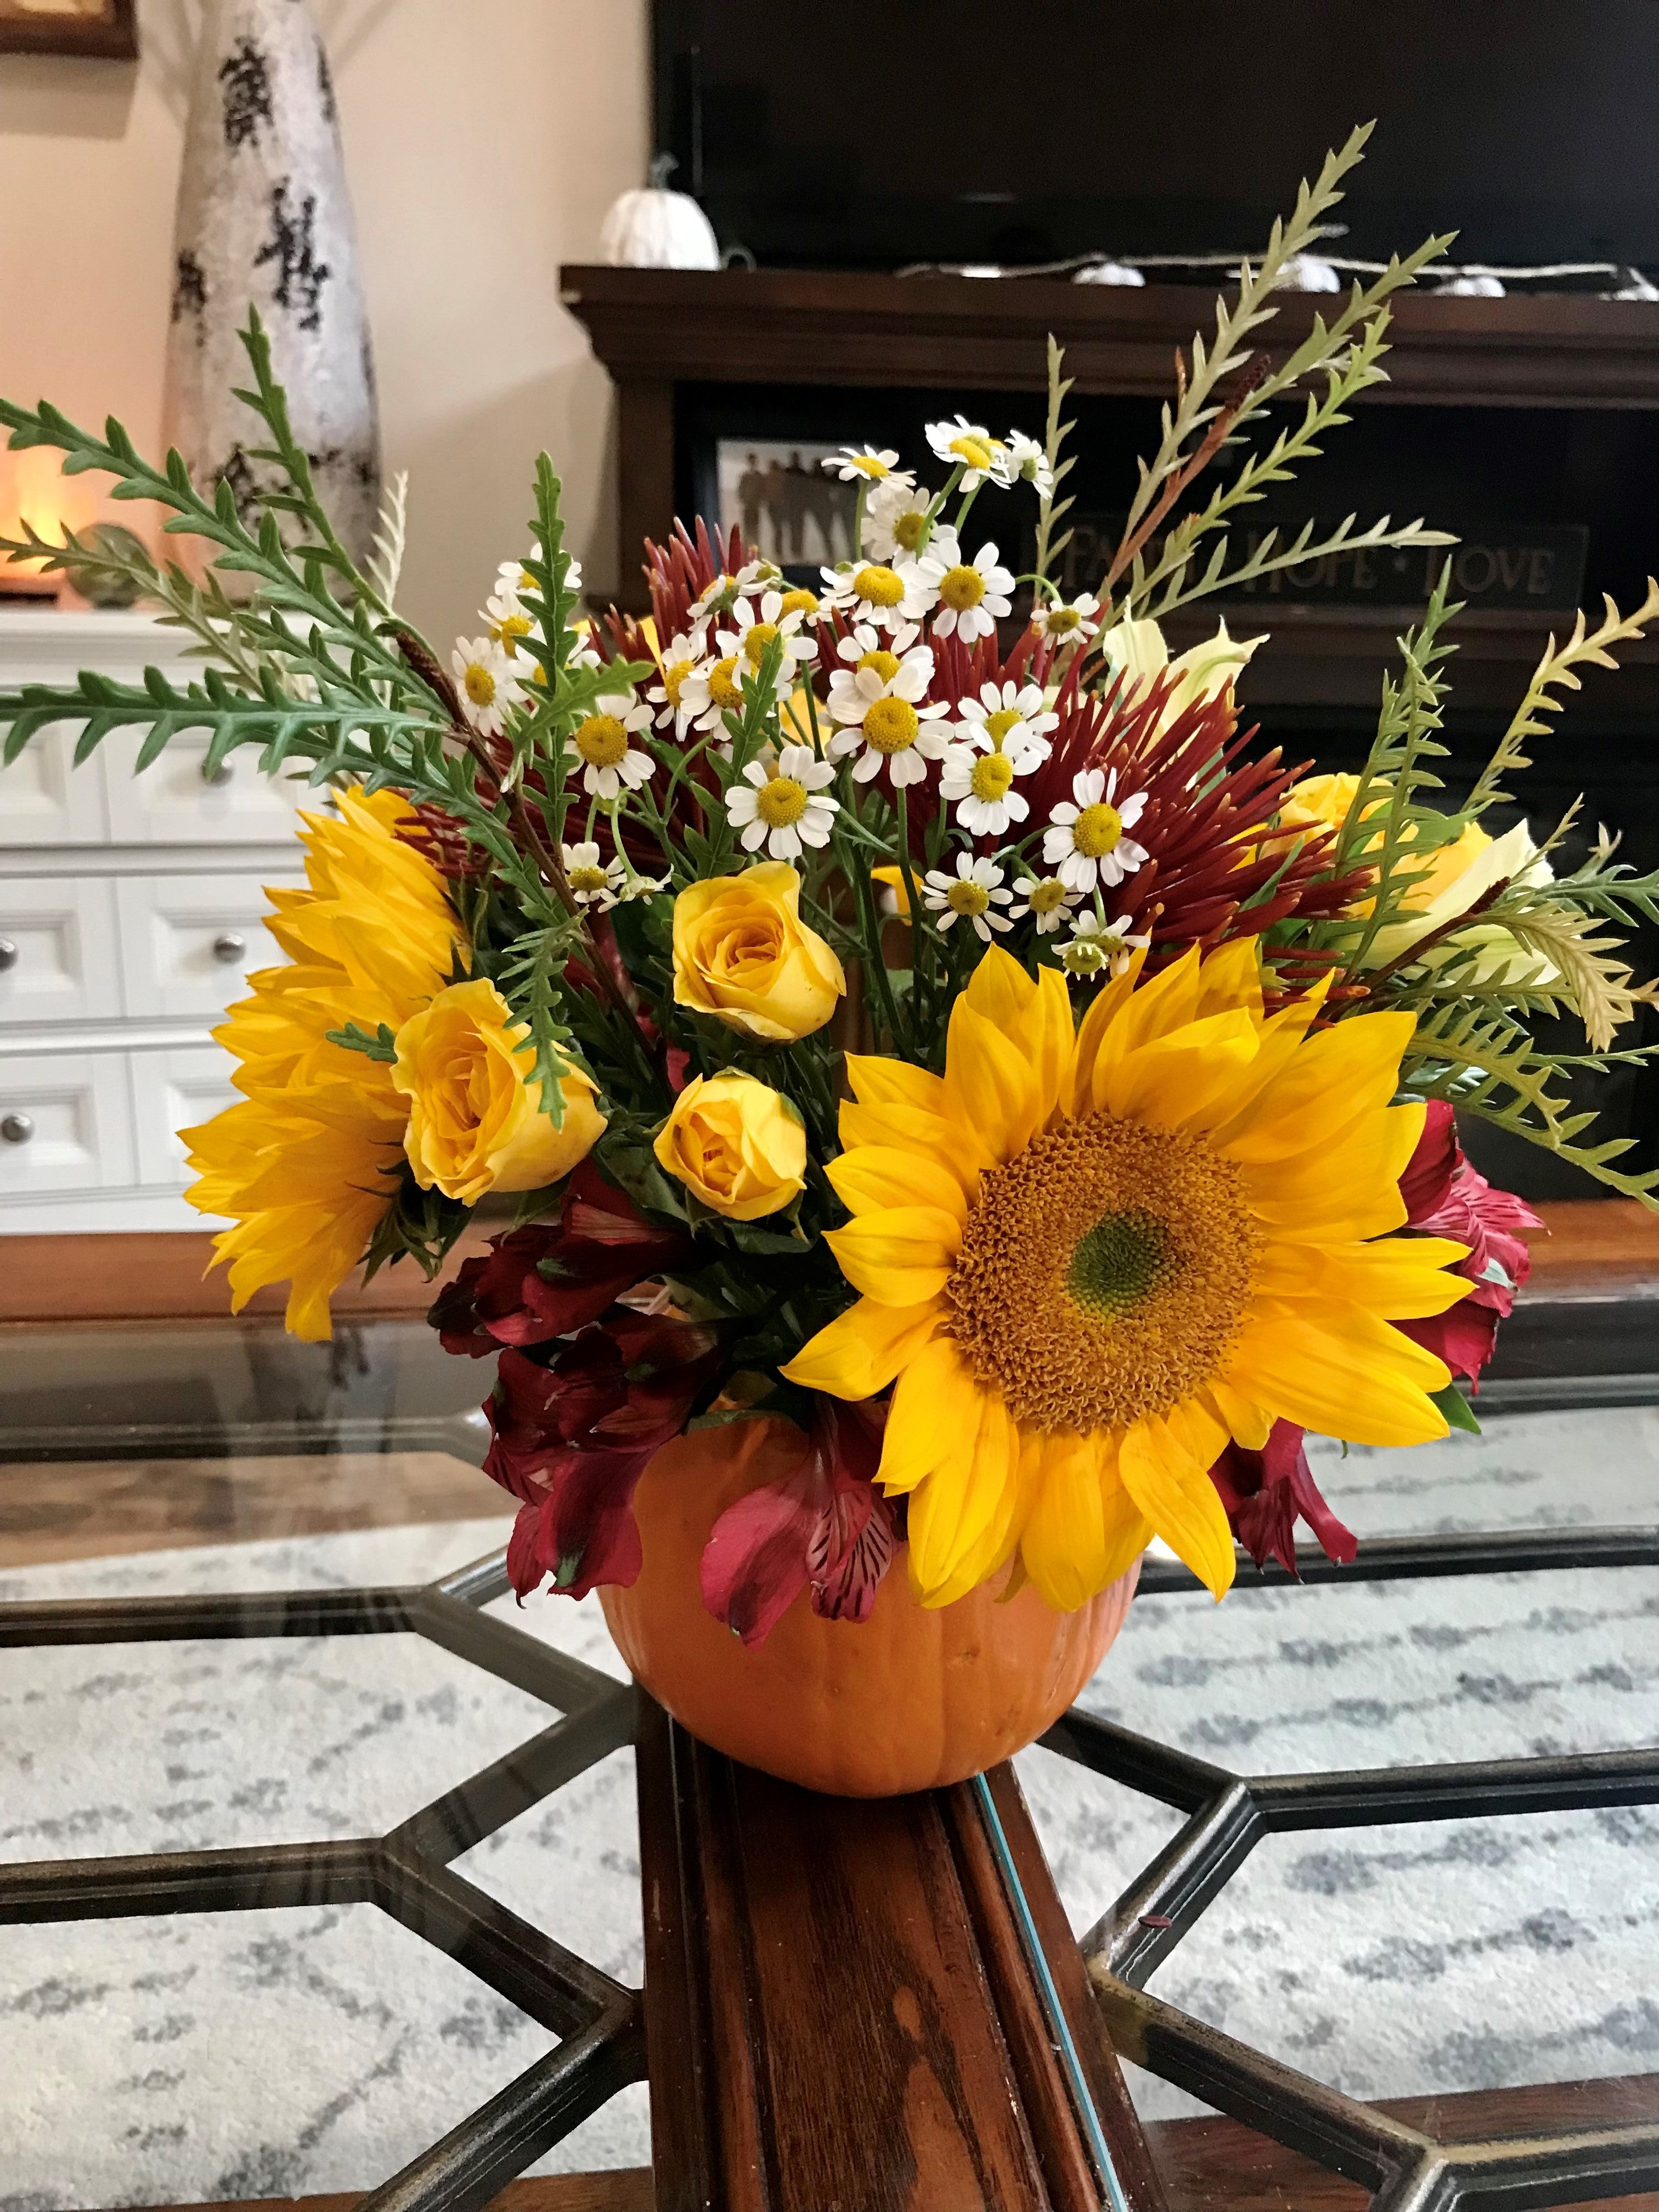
[1,1291,1656,2212]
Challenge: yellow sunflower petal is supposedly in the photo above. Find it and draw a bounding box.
[780,1294,944,1398]
[879,1336,977,1492]
[1020,1431,1152,1612]
[1191,936,1264,1023]
[824,1206,961,1305]
[1065,952,1147,1115]
[1244,1104,1424,1242]
[1119,1412,1237,1599]
[1205,1380,1275,1451]
[944,999,1043,1164]
[846,1053,949,1118]
[1255,1236,1474,1318]
[1015,963,1076,1125]
[838,1099,987,1199]
[1212,1011,1416,1163]
[908,1385,1022,1605]
[920,1417,1037,1609]
[963,943,1036,1036]
[1226,1302,1451,1446]
[1099,1009,1261,1130]
[828,1146,969,1225]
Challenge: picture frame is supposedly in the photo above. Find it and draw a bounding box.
[0,0,137,60]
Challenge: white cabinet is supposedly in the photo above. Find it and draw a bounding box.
[0,723,110,848]
[115,871,303,1020]
[0,611,315,1233]
[0,876,123,1025]
[0,1052,136,1197]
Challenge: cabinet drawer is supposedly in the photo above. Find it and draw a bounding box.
[0,876,123,1026]
[0,723,110,848]
[114,872,303,1020]
[0,1052,136,1197]
[101,730,318,846]
[130,1046,239,1188]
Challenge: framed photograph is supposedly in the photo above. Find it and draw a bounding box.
[0,0,137,59]
[715,439,859,573]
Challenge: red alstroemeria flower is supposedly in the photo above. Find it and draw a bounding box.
[1209,1419,1358,1577]
[487,1306,728,1601]
[698,1398,899,1647]
[430,1160,692,1356]
[1394,1102,1542,1385]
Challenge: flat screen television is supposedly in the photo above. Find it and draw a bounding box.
[653,1,1659,276]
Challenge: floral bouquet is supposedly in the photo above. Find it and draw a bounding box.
[5,131,1657,1793]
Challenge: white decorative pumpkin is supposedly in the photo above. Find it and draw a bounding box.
[600,155,720,272]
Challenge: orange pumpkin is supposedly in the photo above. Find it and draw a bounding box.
[600,1414,1139,1797]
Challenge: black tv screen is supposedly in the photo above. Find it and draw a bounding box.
[653,1,1659,275]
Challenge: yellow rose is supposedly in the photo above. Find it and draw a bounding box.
[392,978,606,1203]
[1101,616,1264,721]
[672,861,845,1042]
[1282,770,1369,839]
[653,1072,807,1221]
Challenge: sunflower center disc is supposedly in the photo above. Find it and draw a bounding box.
[945,1112,1260,1434]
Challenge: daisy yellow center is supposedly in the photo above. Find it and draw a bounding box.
[939,564,986,613]
[1073,801,1124,858]
[945,1114,1260,1434]
[462,662,496,708]
[894,511,928,552]
[864,697,919,753]
[575,713,628,768]
[708,655,746,711]
[858,647,901,681]
[947,879,991,917]
[662,657,695,706]
[969,752,1014,802]
[850,454,890,478]
[1046,606,1082,635]
[854,563,906,608]
[755,775,809,828]
[743,620,781,667]
[494,613,533,654]
[569,865,612,896]
[1028,878,1069,915]
[949,434,995,472]
[780,589,819,619]
[983,708,1022,746]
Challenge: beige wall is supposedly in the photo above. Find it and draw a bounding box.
[0,0,648,641]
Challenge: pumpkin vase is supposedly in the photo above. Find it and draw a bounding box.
[600,1415,1139,1798]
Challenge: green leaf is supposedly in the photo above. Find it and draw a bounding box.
[1432,1383,1482,1436]
[325,1020,399,1063]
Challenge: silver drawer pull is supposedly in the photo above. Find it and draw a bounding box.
[1,1113,35,1146]
[213,932,247,964]
[202,759,235,788]
[0,939,15,973]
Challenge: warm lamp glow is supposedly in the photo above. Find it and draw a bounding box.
[0,446,103,592]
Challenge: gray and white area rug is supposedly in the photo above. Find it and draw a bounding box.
[2,1406,1657,2204]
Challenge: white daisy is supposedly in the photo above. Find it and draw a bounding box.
[452,636,524,738]
[1030,591,1103,646]
[1060,910,1152,980]
[922,853,1013,943]
[645,633,706,737]
[827,640,951,788]
[725,743,839,861]
[677,650,751,737]
[565,692,654,800]
[953,679,1058,769]
[1008,875,1079,935]
[862,478,939,566]
[716,589,820,692]
[819,556,936,634]
[561,840,627,912]
[925,414,1012,490]
[1002,430,1056,499]
[939,733,1037,838]
[915,540,1015,644]
[484,577,537,665]
[1042,766,1150,893]
[823,445,906,486]
[621,866,671,902]
[687,562,770,638]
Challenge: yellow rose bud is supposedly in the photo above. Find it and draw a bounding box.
[672,860,845,1043]
[392,978,606,1204]
[653,1071,807,1221]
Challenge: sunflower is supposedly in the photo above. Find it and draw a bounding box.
[182,789,466,1341]
[782,943,1471,1611]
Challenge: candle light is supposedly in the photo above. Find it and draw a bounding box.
[0,446,103,599]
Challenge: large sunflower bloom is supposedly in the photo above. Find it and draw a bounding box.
[183,789,465,1341]
[782,943,1471,1611]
